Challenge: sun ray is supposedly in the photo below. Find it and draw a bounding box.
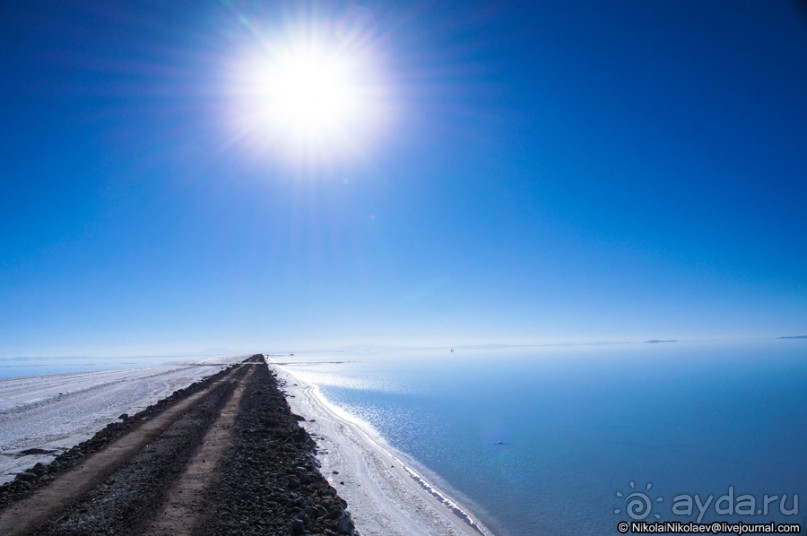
[223,13,392,170]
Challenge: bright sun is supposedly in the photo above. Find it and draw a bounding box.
[261,47,359,139]
[229,35,386,164]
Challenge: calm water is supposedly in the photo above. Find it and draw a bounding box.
[283,341,807,536]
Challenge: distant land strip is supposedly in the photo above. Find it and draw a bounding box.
[777,335,807,340]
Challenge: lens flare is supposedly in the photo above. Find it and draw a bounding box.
[224,17,391,169]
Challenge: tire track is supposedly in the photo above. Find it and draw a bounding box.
[0,364,250,536]
[145,364,255,536]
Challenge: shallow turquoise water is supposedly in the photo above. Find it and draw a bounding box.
[285,341,807,535]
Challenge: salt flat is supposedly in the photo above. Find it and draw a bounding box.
[0,356,245,483]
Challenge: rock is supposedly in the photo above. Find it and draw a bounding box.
[326,508,342,520]
[15,471,37,482]
[291,517,304,535]
[337,512,355,535]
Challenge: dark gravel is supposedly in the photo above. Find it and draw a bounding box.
[0,355,358,536]
[196,360,357,536]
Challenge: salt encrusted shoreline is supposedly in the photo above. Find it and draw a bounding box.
[275,365,495,536]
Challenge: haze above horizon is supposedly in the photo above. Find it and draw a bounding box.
[1,1,805,357]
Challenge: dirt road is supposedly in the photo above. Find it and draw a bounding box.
[0,355,356,536]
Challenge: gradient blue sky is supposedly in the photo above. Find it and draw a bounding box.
[1,0,805,356]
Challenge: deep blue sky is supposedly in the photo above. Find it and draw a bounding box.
[1,1,805,356]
